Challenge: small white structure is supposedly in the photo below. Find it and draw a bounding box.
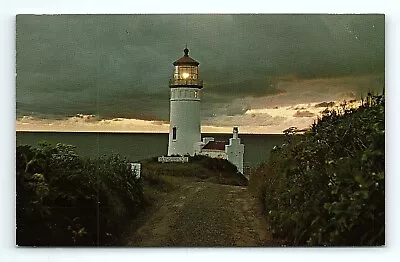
[130,163,141,179]
[198,140,228,159]
[225,127,245,174]
[158,156,189,163]
[197,127,245,174]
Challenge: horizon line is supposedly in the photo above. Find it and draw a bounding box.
[15,130,286,135]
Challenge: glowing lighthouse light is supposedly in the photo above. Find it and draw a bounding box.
[182,72,190,79]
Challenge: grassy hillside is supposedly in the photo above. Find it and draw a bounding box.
[141,155,248,190]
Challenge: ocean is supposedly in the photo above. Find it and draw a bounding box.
[16,132,286,168]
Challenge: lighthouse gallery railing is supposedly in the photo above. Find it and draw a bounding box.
[169,79,203,87]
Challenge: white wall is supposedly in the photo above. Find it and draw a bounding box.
[168,87,201,156]
[225,137,245,174]
[198,150,227,159]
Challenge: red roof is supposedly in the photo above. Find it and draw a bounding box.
[202,141,228,151]
[173,48,200,66]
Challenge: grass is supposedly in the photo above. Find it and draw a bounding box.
[140,155,248,189]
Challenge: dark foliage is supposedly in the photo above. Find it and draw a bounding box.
[16,142,144,246]
[250,93,385,246]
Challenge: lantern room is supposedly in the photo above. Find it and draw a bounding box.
[169,47,203,88]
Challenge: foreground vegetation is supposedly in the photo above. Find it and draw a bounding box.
[250,93,385,246]
[142,155,247,190]
[16,142,245,246]
[16,143,144,246]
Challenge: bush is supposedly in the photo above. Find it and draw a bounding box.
[253,93,385,246]
[16,142,144,246]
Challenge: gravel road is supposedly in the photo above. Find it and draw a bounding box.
[126,179,272,247]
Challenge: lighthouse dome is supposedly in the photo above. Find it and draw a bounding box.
[173,48,200,66]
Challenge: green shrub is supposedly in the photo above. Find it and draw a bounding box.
[255,93,384,246]
[16,142,144,246]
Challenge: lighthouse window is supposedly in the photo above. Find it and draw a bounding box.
[172,127,177,140]
[194,91,198,98]
[174,66,198,80]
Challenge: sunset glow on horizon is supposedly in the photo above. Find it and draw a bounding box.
[16,95,363,135]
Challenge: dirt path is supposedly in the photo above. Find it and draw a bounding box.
[125,179,273,247]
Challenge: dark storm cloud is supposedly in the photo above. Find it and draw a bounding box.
[16,14,384,121]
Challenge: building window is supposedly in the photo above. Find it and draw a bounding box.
[194,90,198,98]
[172,127,177,140]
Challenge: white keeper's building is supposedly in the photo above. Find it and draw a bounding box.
[167,47,244,174]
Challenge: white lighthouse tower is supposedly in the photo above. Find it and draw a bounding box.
[168,47,203,156]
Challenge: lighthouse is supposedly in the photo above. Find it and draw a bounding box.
[167,47,203,156]
[165,47,245,174]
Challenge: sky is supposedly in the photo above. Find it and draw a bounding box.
[15,14,385,134]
